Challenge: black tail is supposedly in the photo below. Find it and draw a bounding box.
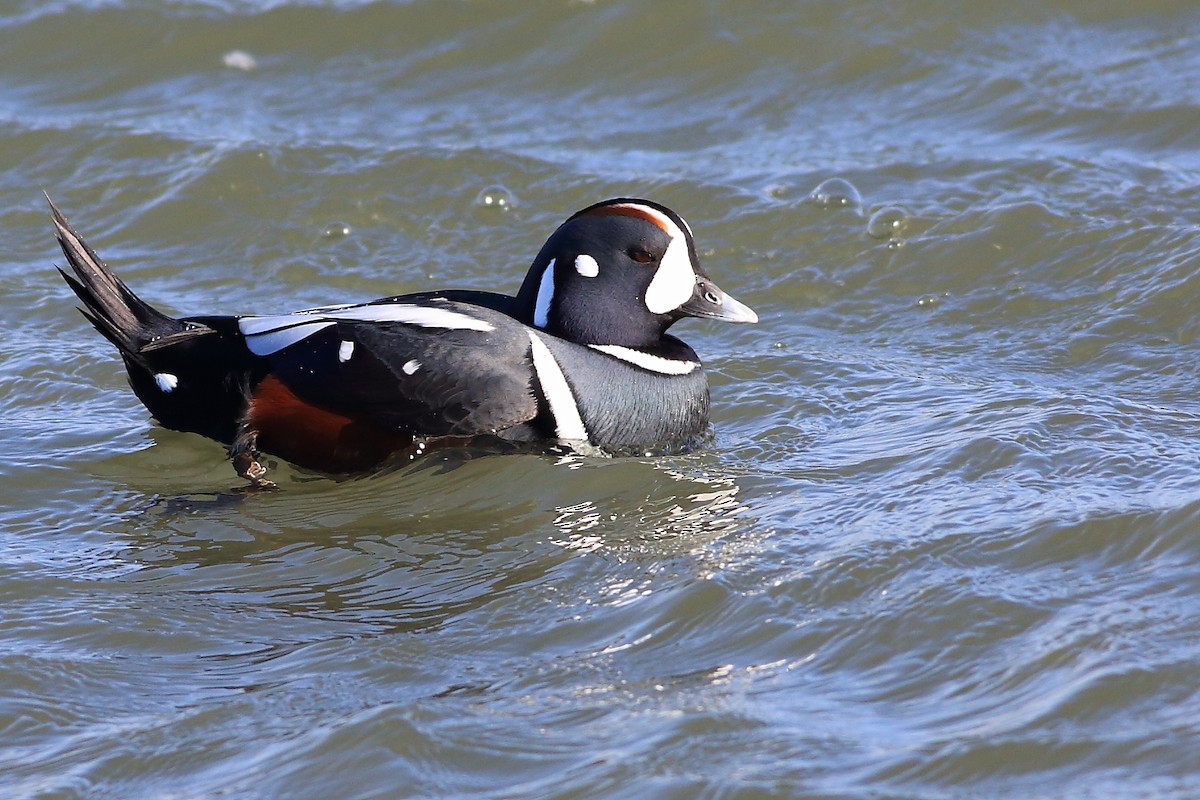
[50,195,261,444]
[49,193,191,361]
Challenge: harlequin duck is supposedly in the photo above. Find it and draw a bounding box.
[52,195,757,485]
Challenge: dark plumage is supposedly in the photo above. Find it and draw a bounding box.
[52,195,757,485]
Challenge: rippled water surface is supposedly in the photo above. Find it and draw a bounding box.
[4,1,1200,798]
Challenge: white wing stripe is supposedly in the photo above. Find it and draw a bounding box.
[528,332,588,442]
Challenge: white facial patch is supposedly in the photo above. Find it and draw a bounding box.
[402,359,421,375]
[589,345,699,375]
[239,303,494,356]
[598,203,698,316]
[644,234,696,314]
[338,340,355,362]
[533,258,555,329]
[154,372,179,393]
[574,254,599,278]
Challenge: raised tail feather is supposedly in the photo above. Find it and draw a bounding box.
[50,194,260,445]
[48,193,211,360]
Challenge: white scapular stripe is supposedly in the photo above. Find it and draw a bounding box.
[239,304,494,335]
[644,234,696,314]
[325,304,494,330]
[154,372,179,392]
[297,302,356,314]
[533,258,555,328]
[589,345,699,375]
[402,359,421,375]
[338,340,355,362]
[574,253,599,277]
[243,321,334,355]
[239,303,494,355]
[528,331,588,441]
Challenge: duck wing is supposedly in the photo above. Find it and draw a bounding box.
[239,299,539,437]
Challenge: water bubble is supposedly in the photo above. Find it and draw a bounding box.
[474,185,515,210]
[867,206,909,239]
[222,50,258,71]
[916,292,948,309]
[322,222,351,239]
[808,178,862,212]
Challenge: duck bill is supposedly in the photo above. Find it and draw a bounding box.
[677,277,758,323]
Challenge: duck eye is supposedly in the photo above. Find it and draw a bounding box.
[628,248,655,264]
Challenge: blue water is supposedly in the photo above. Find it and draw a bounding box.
[3,2,1200,798]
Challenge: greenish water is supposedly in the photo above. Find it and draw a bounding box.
[3,1,1200,798]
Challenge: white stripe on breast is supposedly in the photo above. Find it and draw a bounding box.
[589,344,699,375]
[528,331,588,442]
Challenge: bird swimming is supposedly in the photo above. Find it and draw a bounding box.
[52,195,756,486]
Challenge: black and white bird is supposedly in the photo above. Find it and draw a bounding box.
[52,196,757,485]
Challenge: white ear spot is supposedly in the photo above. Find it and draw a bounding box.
[338,340,355,362]
[644,236,695,314]
[534,258,556,328]
[402,359,421,375]
[574,254,599,278]
[154,372,179,393]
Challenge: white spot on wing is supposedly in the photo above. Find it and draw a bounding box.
[534,258,555,329]
[154,372,179,392]
[644,235,695,314]
[528,332,588,441]
[402,359,421,375]
[338,340,355,362]
[590,345,699,375]
[574,254,599,278]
